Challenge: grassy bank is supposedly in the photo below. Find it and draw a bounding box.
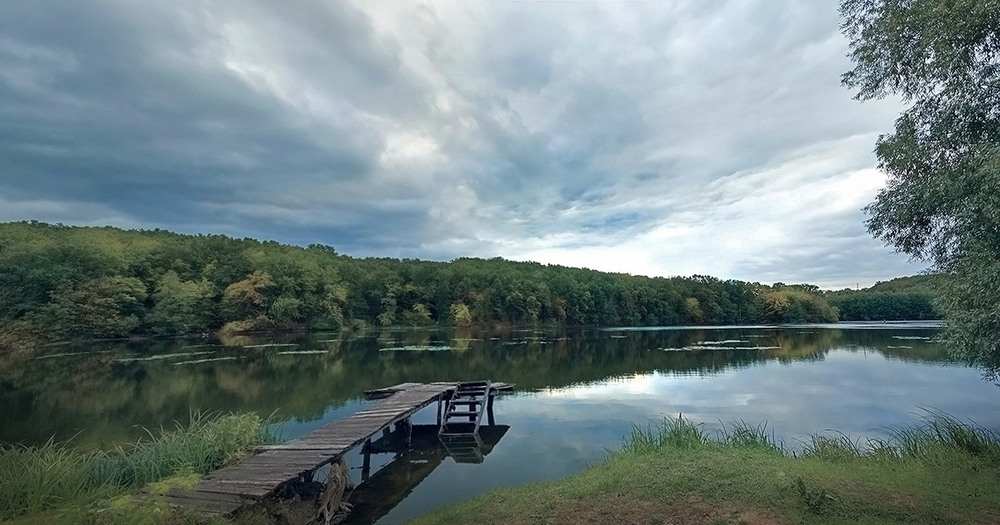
[0,412,276,524]
[411,413,1000,525]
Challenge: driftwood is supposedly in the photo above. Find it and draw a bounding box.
[315,458,354,525]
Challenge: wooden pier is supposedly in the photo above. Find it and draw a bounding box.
[157,381,510,517]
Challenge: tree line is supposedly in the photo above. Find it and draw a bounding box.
[824,275,939,321]
[0,222,938,347]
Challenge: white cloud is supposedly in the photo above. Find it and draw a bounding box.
[0,0,925,285]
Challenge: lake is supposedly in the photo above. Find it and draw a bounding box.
[2,322,998,523]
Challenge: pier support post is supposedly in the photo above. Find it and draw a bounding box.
[487,395,495,426]
[362,439,372,482]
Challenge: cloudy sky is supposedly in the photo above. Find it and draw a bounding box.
[0,0,927,288]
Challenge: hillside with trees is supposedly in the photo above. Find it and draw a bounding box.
[0,222,853,349]
[825,275,940,321]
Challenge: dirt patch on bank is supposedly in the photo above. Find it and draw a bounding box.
[518,493,785,525]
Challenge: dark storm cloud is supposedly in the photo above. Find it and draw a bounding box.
[0,0,925,286]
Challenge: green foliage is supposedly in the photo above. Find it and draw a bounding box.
[827,292,937,321]
[220,271,275,323]
[449,302,473,327]
[147,271,214,335]
[795,477,838,516]
[41,276,147,339]
[762,286,839,324]
[0,222,865,344]
[401,303,433,327]
[841,1,1000,372]
[0,412,275,522]
[269,295,303,327]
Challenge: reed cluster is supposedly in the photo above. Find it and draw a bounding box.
[0,411,276,521]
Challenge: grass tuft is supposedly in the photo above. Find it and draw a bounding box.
[719,420,782,452]
[621,414,706,454]
[0,411,276,522]
[801,433,864,462]
[801,410,1000,467]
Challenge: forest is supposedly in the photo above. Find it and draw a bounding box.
[825,275,939,321]
[0,222,936,348]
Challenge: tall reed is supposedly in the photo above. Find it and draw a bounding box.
[622,411,1000,468]
[0,411,276,521]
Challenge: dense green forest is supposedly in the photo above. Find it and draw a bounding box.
[825,275,940,321]
[0,222,937,349]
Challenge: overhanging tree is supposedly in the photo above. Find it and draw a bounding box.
[841,0,1000,374]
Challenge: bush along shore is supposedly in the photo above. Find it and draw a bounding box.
[411,412,1000,525]
[0,412,276,524]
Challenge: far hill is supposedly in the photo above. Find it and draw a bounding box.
[825,274,940,321]
[869,274,942,294]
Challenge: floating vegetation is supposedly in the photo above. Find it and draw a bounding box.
[243,343,299,349]
[502,341,528,346]
[610,335,628,339]
[32,351,112,360]
[692,345,781,351]
[314,339,343,343]
[172,356,240,366]
[694,340,746,345]
[182,344,221,349]
[893,336,932,340]
[378,345,452,352]
[886,345,914,349]
[114,351,212,362]
[660,345,781,352]
[276,350,328,355]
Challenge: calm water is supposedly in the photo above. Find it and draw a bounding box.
[2,322,998,523]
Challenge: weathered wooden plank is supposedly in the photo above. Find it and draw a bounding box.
[167,382,469,516]
[165,487,250,502]
[162,498,242,516]
[192,485,274,498]
[160,489,250,514]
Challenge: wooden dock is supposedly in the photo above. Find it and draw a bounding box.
[157,381,509,517]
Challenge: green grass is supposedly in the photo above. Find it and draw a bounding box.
[0,412,276,523]
[410,413,1000,525]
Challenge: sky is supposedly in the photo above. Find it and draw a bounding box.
[0,0,928,289]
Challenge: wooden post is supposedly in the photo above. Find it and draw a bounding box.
[436,397,443,427]
[405,417,412,446]
[362,439,372,482]
[487,394,495,426]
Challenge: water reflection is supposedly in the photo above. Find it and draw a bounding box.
[4,323,1000,523]
[0,324,959,448]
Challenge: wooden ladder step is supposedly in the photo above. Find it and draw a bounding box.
[455,390,487,396]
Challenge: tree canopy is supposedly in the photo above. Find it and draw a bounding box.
[0,222,851,350]
[841,0,1000,374]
